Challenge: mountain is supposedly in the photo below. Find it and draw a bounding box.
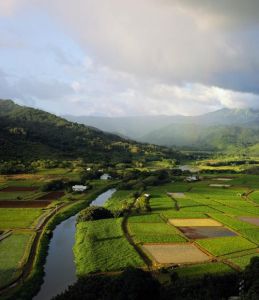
[63,108,259,152]
[63,115,178,139]
[0,100,176,162]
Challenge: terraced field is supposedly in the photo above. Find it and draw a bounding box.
[0,170,98,290]
[124,175,259,274]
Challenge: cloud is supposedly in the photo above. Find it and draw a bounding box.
[1,0,259,116]
[38,0,259,95]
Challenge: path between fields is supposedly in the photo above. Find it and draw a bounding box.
[121,198,153,270]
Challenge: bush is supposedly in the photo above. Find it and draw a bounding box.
[77,206,114,223]
[41,179,65,192]
[134,195,151,212]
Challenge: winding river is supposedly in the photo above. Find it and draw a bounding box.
[33,188,116,300]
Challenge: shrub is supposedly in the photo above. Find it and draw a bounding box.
[77,206,114,223]
[41,179,65,192]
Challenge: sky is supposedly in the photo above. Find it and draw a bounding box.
[1,0,259,116]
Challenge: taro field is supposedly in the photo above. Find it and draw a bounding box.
[77,174,259,279]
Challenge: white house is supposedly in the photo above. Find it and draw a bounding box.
[186,175,199,182]
[100,173,111,180]
[72,185,88,192]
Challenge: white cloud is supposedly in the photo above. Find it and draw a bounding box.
[1,0,259,116]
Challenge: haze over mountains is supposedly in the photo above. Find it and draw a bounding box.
[64,108,259,151]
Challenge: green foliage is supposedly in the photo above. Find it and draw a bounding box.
[0,100,181,164]
[134,195,151,212]
[77,206,114,223]
[41,179,65,192]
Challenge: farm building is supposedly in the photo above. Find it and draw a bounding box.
[186,175,199,182]
[100,173,111,180]
[72,185,88,192]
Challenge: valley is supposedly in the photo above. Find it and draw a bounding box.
[0,100,259,300]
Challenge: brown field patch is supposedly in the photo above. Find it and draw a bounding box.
[238,217,259,226]
[0,200,51,208]
[0,186,37,192]
[178,226,237,239]
[36,191,65,200]
[169,218,222,227]
[142,243,210,264]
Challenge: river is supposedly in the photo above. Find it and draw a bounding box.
[33,188,116,300]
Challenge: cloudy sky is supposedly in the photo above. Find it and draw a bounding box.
[1,0,259,116]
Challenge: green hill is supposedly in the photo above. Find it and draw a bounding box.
[0,100,176,162]
[64,108,259,153]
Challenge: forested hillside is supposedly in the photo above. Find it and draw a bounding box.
[0,100,177,162]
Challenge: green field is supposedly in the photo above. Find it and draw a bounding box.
[196,236,257,256]
[0,191,35,200]
[228,253,259,269]
[74,218,144,275]
[175,262,233,278]
[0,232,34,288]
[0,208,44,229]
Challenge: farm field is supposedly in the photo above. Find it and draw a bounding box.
[0,169,111,292]
[74,174,259,278]
[74,218,144,275]
[125,175,259,273]
[142,243,211,264]
[0,232,34,288]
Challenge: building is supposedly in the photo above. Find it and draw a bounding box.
[72,185,88,192]
[100,173,111,180]
[186,175,199,182]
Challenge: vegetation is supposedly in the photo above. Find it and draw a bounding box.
[77,206,114,222]
[196,236,257,256]
[0,233,34,288]
[74,218,144,274]
[0,208,43,229]
[0,100,181,163]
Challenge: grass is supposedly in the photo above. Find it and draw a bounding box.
[0,191,35,200]
[175,262,233,278]
[209,213,257,231]
[128,222,186,244]
[128,213,164,223]
[74,218,144,275]
[0,232,34,288]
[238,229,259,244]
[0,208,43,229]
[133,234,186,243]
[228,253,259,269]
[196,236,257,256]
[162,210,207,219]
[128,222,180,235]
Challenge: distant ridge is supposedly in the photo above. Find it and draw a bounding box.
[63,108,259,152]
